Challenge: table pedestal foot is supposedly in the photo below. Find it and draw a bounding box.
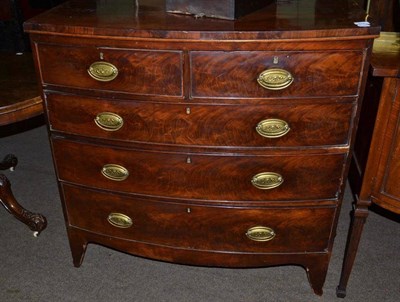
[0,154,18,171]
[0,174,47,235]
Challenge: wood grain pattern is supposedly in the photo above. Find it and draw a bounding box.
[46,93,355,148]
[191,50,364,98]
[25,0,377,296]
[63,183,335,253]
[52,138,345,202]
[37,44,183,96]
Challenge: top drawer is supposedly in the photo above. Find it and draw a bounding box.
[36,44,183,96]
[190,51,364,98]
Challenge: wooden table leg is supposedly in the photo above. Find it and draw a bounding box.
[0,174,47,236]
[336,201,369,298]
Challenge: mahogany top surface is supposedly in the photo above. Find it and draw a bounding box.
[0,52,42,126]
[371,32,400,78]
[23,0,379,40]
[0,52,39,107]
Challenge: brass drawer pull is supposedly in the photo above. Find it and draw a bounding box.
[251,172,283,190]
[101,164,129,181]
[88,61,118,82]
[256,118,290,138]
[95,112,124,131]
[257,68,294,90]
[246,226,276,242]
[107,213,133,228]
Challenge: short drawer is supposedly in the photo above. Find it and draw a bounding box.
[52,139,345,201]
[191,51,363,98]
[37,44,183,96]
[63,184,335,253]
[46,93,354,148]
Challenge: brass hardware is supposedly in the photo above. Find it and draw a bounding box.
[186,157,192,164]
[99,52,104,60]
[88,61,118,82]
[251,172,283,190]
[273,56,279,64]
[107,213,133,228]
[246,226,276,242]
[101,164,129,181]
[257,68,294,90]
[186,107,191,115]
[95,112,124,131]
[187,208,191,213]
[256,119,290,138]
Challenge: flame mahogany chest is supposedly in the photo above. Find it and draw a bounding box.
[24,0,379,295]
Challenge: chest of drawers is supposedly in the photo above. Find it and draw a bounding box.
[24,0,379,295]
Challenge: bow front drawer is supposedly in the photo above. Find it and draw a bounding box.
[46,93,355,148]
[52,139,345,202]
[63,184,335,254]
[190,50,363,98]
[36,44,183,96]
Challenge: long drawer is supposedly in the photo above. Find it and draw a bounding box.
[36,44,183,96]
[191,50,363,98]
[52,139,345,201]
[62,184,335,253]
[46,93,354,148]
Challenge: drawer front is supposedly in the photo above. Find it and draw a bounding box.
[63,184,335,253]
[37,44,183,96]
[46,93,354,148]
[191,51,363,98]
[53,139,345,201]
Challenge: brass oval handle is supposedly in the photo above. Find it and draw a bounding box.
[88,61,118,82]
[256,118,290,138]
[257,68,294,90]
[251,172,283,190]
[246,226,276,242]
[107,213,133,228]
[95,112,124,131]
[101,164,129,181]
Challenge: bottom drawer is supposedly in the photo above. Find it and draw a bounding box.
[62,184,335,253]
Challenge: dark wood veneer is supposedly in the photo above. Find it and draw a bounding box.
[45,93,356,148]
[52,138,346,202]
[63,184,335,253]
[37,44,183,96]
[191,51,364,98]
[25,0,379,296]
[24,0,379,40]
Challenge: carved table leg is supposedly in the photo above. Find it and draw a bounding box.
[0,154,18,171]
[0,174,47,236]
[336,202,369,298]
